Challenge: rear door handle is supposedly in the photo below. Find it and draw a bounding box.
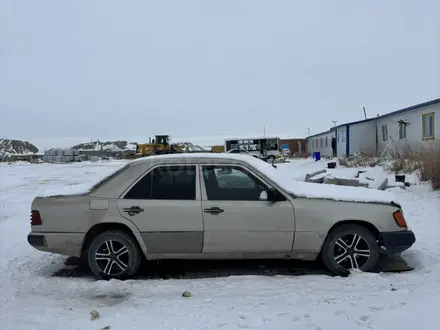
[204,207,224,214]
[123,206,144,216]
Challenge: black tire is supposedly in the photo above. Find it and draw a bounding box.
[87,230,142,280]
[321,224,380,276]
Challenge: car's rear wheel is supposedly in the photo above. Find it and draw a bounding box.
[87,230,142,280]
[321,224,380,276]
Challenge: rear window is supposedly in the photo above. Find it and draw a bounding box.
[89,164,131,192]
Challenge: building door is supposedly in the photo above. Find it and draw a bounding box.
[337,127,347,157]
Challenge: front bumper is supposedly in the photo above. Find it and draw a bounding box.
[380,230,416,255]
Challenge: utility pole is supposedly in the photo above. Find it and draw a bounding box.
[263,126,266,137]
[307,128,311,136]
[363,106,367,119]
[332,120,338,127]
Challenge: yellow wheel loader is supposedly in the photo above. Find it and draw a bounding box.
[135,135,183,158]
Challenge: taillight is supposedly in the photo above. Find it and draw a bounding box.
[393,210,407,228]
[30,210,42,226]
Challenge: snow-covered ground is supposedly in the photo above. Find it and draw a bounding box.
[1,159,440,330]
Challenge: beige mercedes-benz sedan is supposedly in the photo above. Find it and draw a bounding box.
[27,153,415,279]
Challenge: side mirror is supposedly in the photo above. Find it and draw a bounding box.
[264,188,278,203]
[259,190,268,201]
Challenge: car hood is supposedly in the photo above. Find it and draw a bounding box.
[283,180,399,205]
[244,157,399,205]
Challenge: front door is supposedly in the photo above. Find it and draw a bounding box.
[117,164,203,254]
[200,164,295,253]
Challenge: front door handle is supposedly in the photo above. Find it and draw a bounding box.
[204,207,224,214]
[123,206,144,216]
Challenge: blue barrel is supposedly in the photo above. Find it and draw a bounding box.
[314,151,321,161]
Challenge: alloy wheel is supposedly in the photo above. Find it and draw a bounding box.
[333,233,371,269]
[95,240,130,276]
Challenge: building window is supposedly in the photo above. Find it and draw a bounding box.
[422,113,435,140]
[381,125,388,141]
[325,136,328,147]
[320,138,323,148]
[399,122,407,140]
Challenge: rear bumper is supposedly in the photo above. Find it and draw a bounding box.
[28,233,48,248]
[380,230,416,255]
[27,232,84,257]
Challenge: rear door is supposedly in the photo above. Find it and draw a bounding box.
[200,164,295,253]
[117,164,203,254]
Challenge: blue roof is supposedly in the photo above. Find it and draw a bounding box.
[307,98,440,139]
[334,98,440,129]
[307,129,335,139]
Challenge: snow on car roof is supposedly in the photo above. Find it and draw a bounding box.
[38,153,399,205]
[128,152,254,163]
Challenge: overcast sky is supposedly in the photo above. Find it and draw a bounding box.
[1,0,439,148]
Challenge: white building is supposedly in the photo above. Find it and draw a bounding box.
[375,99,440,155]
[307,98,440,157]
[306,130,336,158]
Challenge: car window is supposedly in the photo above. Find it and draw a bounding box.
[202,165,266,201]
[90,164,131,192]
[214,168,256,189]
[124,165,196,200]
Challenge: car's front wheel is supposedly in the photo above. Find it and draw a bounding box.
[321,224,380,276]
[87,230,142,280]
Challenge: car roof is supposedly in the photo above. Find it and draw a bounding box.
[130,152,252,164]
